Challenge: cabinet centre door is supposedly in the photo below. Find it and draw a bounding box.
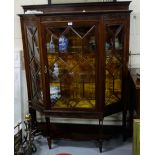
[45,22,97,109]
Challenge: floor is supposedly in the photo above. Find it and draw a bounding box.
[33,135,132,155]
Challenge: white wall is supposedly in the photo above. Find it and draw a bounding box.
[14,0,140,126]
[128,0,140,68]
[14,50,28,127]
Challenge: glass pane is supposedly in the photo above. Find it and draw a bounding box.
[105,24,124,105]
[27,30,34,61]
[26,26,43,104]
[46,24,96,109]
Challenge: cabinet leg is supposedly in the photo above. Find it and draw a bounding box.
[29,108,37,128]
[47,137,52,149]
[129,92,134,135]
[99,139,103,153]
[98,117,103,153]
[45,116,51,149]
[122,110,127,141]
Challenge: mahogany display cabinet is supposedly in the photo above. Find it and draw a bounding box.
[19,1,132,152]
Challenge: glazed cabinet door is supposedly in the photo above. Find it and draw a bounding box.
[104,20,128,107]
[23,22,45,106]
[41,21,99,111]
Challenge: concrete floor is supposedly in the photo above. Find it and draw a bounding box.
[33,135,132,155]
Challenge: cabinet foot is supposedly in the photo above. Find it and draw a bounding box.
[123,129,127,142]
[45,117,51,149]
[98,116,103,153]
[99,140,103,153]
[47,137,52,149]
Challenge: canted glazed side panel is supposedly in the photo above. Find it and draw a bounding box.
[20,17,32,104]
[103,18,129,109]
[23,20,45,107]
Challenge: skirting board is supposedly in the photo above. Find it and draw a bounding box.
[36,111,124,125]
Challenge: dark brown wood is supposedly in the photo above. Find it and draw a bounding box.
[21,2,131,14]
[125,68,140,138]
[19,2,132,151]
[128,68,140,118]
[98,16,105,113]
[38,18,51,109]
[123,15,130,140]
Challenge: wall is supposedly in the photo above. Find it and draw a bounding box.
[14,50,28,127]
[14,0,140,126]
[127,0,140,68]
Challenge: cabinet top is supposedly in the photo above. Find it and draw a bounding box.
[19,1,131,16]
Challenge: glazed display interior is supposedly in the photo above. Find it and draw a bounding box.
[25,23,124,109]
[105,24,124,105]
[46,24,96,109]
[45,23,124,109]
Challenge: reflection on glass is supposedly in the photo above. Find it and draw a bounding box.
[46,25,96,109]
[105,25,123,51]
